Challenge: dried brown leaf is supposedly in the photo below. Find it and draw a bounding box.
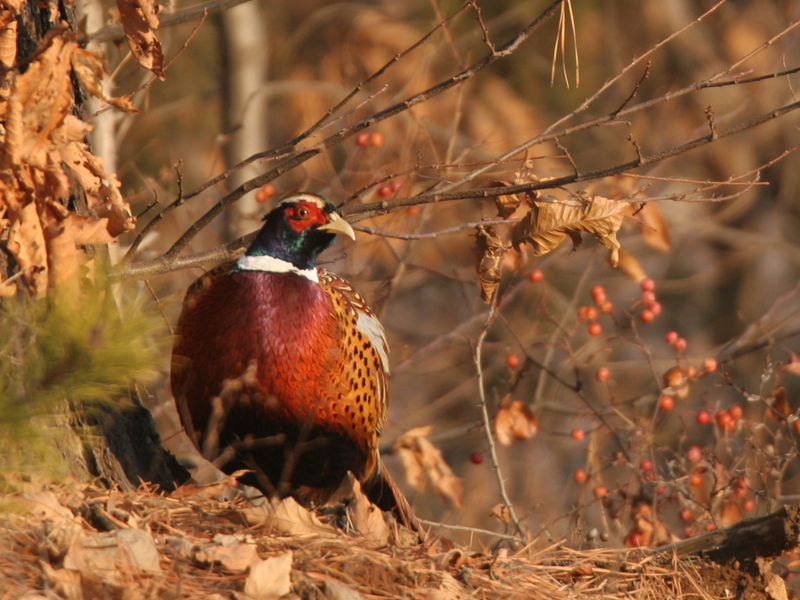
[71,48,139,114]
[490,503,513,524]
[490,180,520,218]
[0,10,17,68]
[513,195,627,266]
[6,202,48,297]
[475,225,506,304]
[195,541,259,574]
[629,202,671,252]
[768,386,791,420]
[393,426,463,508]
[244,551,293,600]
[336,473,390,545]
[615,249,647,283]
[494,398,538,446]
[780,350,800,376]
[717,500,743,528]
[116,0,165,78]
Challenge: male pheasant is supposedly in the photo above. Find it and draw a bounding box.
[171,193,417,529]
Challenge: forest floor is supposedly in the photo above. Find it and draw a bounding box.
[1,475,791,600]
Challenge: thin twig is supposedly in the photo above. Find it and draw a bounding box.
[418,518,520,542]
[474,303,527,540]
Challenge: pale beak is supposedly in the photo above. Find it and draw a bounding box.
[318,212,356,240]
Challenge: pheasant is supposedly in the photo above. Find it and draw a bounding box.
[171,193,417,530]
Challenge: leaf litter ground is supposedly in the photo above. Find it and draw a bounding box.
[0,476,776,600]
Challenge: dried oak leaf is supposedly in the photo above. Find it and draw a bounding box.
[513,195,627,266]
[71,48,138,113]
[333,473,390,545]
[615,248,647,283]
[393,426,463,508]
[780,350,800,376]
[489,180,520,218]
[6,202,48,297]
[244,551,293,600]
[475,224,506,304]
[116,0,165,79]
[627,201,671,253]
[767,386,791,420]
[494,397,538,446]
[0,9,17,68]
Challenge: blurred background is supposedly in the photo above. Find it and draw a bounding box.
[98,0,800,546]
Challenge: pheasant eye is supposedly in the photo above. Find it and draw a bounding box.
[297,207,309,218]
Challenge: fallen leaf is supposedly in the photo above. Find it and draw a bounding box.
[116,0,165,78]
[242,497,336,536]
[393,427,463,508]
[334,473,390,544]
[513,195,627,266]
[63,528,162,584]
[195,542,259,574]
[494,398,538,445]
[17,490,74,521]
[5,202,48,297]
[244,551,293,600]
[490,503,512,524]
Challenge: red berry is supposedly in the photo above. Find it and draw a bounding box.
[391,179,403,192]
[674,337,687,352]
[703,357,718,373]
[641,278,655,292]
[696,410,712,426]
[687,446,702,463]
[705,522,717,532]
[716,409,732,430]
[529,269,544,283]
[742,498,755,512]
[588,323,602,336]
[593,485,608,498]
[665,331,679,344]
[585,306,598,320]
[599,300,613,314]
[590,285,607,305]
[640,309,655,323]
[407,205,420,216]
[378,185,393,197]
[506,354,521,368]
[658,395,674,411]
[728,405,743,420]
[369,131,384,147]
[795,419,800,435]
[689,472,703,487]
[356,132,370,146]
[470,451,483,465]
[649,301,662,316]
[255,183,276,203]
[573,468,587,483]
[642,290,656,306]
[679,508,693,522]
[686,366,697,379]
[571,428,585,441]
[640,459,654,472]
[596,367,611,382]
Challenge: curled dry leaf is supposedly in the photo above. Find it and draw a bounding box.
[767,386,791,420]
[780,350,800,376]
[334,473,390,545]
[494,398,538,446]
[627,201,671,253]
[512,195,627,266]
[116,0,165,79]
[615,248,647,283]
[490,180,521,218]
[475,224,507,304]
[662,366,690,399]
[717,500,743,528]
[393,426,464,508]
[71,48,139,114]
[5,202,48,297]
[625,504,678,548]
[0,9,17,68]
